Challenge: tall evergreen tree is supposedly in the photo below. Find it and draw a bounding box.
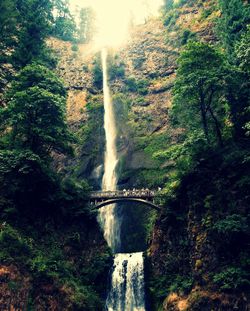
[0,0,18,64]
[78,7,95,43]
[12,0,53,68]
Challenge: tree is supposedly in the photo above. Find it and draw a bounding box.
[51,0,77,41]
[233,27,250,137]
[217,0,250,57]
[78,7,95,43]
[92,54,103,89]
[236,26,250,75]
[172,42,228,147]
[0,0,18,65]
[1,64,74,157]
[163,0,174,10]
[11,0,54,68]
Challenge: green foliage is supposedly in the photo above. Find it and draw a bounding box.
[235,26,250,75]
[92,54,103,89]
[12,0,54,68]
[0,222,111,310]
[125,76,150,95]
[163,10,180,28]
[212,214,248,235]
[163,0,196,11]
[79,95,104,151]
[200,6,214,20]
[173,0,196,9]
[108,60,125,80]
[2,64,73,157]
[51,0,77,41]
[163,0,174,10]
[125,76,138,92]
[168,275,193,293]
[148,273,193,308]
[0,224,31,263]
[113,93,131,144]
[78,7,96,43]
[180,29,196,45]
[0,0,19,65]
[132,56,146,70]
[53,16,76,41]
[153,131,208,185]
[0,149,58,216]
[213,267,250,291]
[65,281,103,310]
[173,41,229,147]
[71,44,79,52]
[59,178,91,217]
[216,0,250,56]
[0,64,91,218]
[133,97,149,106]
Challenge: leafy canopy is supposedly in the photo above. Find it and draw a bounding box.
[1,64,74,157]
[172,41,228,146]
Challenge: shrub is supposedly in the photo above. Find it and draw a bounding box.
[92,55,103,89]
[108,62,125,80]
[71,44,79,52]
[180,29,196,45]
[163,11,180,28]
[212,215,248,235]
[0,224,31,264]
[168,275,194,293]
[213,267,250,290]
[125,76,137,92]
[125,77,149,95]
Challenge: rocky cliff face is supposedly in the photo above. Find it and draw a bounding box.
[148,150,249,310]
[50,1,219,189]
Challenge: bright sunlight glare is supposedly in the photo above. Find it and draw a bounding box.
[70,0,163,48]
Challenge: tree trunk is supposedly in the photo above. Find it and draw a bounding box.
[208,106,224,147]
[199,91,210,143]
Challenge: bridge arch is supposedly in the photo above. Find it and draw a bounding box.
[94,198,161,211]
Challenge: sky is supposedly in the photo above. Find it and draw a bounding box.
[69,0,163,47]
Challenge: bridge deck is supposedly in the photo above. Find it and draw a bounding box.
[89,190,156,200]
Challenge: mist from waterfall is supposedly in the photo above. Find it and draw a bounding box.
[99,48,146,311]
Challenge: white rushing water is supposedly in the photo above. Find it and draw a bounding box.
[99,48,146,311]
[98,48,120,252]
[107,253,146,311]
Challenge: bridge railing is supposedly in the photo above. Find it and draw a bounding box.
[89,189,156,199]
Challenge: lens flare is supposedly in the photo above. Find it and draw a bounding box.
[71,0,163,48]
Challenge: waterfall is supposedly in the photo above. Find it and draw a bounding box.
[98,48,121,252]
[107,253,145,311]
[99,48,146,311]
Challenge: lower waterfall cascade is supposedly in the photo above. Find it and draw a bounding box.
[107,253,145,311]
[98,48,146,311]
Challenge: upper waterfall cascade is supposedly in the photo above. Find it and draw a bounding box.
[98,48,121,252]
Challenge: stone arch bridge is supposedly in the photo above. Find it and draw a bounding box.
[89,189,161,211]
